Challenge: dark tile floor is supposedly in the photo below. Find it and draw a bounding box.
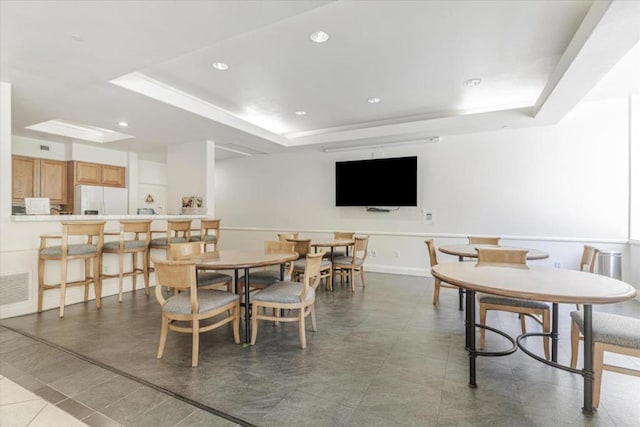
[1,272,639,426]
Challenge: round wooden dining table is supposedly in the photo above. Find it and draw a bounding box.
[189,249,299,344]
[431,262,636,415]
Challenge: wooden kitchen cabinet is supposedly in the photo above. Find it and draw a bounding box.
[39,159,67,204]
[72,161,125,187]
[101,164,125,187]
[12,156,67,204]
[12,156,38,202]
[74,162,101,185]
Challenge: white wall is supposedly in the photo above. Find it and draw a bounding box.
[216,98,632,282]
[11,136,67,160]
[166,140,215,215]
[137,159,168,214]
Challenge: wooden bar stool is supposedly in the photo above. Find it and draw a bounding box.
[149,219,192,267]
[101,220,152,302]
[189,219,220,252]
[38,221,106,317]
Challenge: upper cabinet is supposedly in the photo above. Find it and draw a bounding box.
[12,156,67,204]
[101,164,126,187]
[39,159,67,203]
[12,156,37,201]
[72,161,125,187]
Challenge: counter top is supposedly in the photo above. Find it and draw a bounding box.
[11,214,208,222]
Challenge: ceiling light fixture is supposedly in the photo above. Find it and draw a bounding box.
[463,78,482,87]
[367,97,381,104]
[294,111,307,116]
[309,31,329,43]
[117,121,128,127]
[211,62,229,71]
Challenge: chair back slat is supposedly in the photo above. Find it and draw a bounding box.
[152,257,197,292]
[277,232,298,241]
[169,242,202,260]
[468,236,500,245]
[476,248,528,266]
[287,238,311,257]
[168,220,192,241]
[425,239,438,267]
[580,245,600,273]
[264,241,296,254]
[354,236,369,259]
[334,231,355,240]
[302,252,325,295]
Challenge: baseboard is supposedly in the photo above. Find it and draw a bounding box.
[364,264,429,277]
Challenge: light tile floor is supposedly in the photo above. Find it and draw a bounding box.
[0,375,87,427]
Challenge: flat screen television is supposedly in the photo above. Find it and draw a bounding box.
[335,156,417,207]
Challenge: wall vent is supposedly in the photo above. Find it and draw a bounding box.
[0,273,29,305]
[39,144,50,151]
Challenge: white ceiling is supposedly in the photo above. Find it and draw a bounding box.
[1,0,639,161]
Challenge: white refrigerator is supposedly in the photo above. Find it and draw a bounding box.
[75,185,128,215]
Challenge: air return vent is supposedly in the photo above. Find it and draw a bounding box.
[0,273,29,305]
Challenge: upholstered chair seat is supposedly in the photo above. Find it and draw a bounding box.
[164,289,239,315]
[103,240,146,251]
[150,236,187,247]
[477,294,549,310]
[570,310,640,408]
[41,244,98,257]
[198,271,233,288]
[252,281,316,304]
[570,311,640,349]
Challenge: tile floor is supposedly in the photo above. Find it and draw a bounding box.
[0,375,87,426]
[1,272,639,426]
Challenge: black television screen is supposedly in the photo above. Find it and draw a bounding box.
[335,156,417,206]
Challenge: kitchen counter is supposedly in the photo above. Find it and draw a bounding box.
[11,214,207,222]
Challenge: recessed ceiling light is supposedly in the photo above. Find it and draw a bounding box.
[117,121,128,127]
[294,111,307,116]
[309,31,329,43]
[367,97,381,104]
[463,78,482,87]
[211,62,229,71]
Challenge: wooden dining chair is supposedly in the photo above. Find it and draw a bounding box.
[570,311,640,408]
[333,235,369,292]
[149,219,192,260]
[238,240,296,300]
[251,251,325,348]
[426,240,460,306]
[169,242,232,291]
[468,236,500,245]
[101,220,152,302]
[152,257,240,367]
[476,247,551,360]
[288,238,333,291]
[328,231,355,259]
[38,221,106,317]
[189,219,220,252]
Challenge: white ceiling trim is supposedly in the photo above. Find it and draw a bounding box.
[110,72,291,147]
[534,0,640,121]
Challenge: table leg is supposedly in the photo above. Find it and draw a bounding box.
[244,268,251,344]
[458,256,464,311]
[465,289,477,388]
[280,263,285,280]
[234,269,239,295]
[551,303,559,362]
[582,305,595,415]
